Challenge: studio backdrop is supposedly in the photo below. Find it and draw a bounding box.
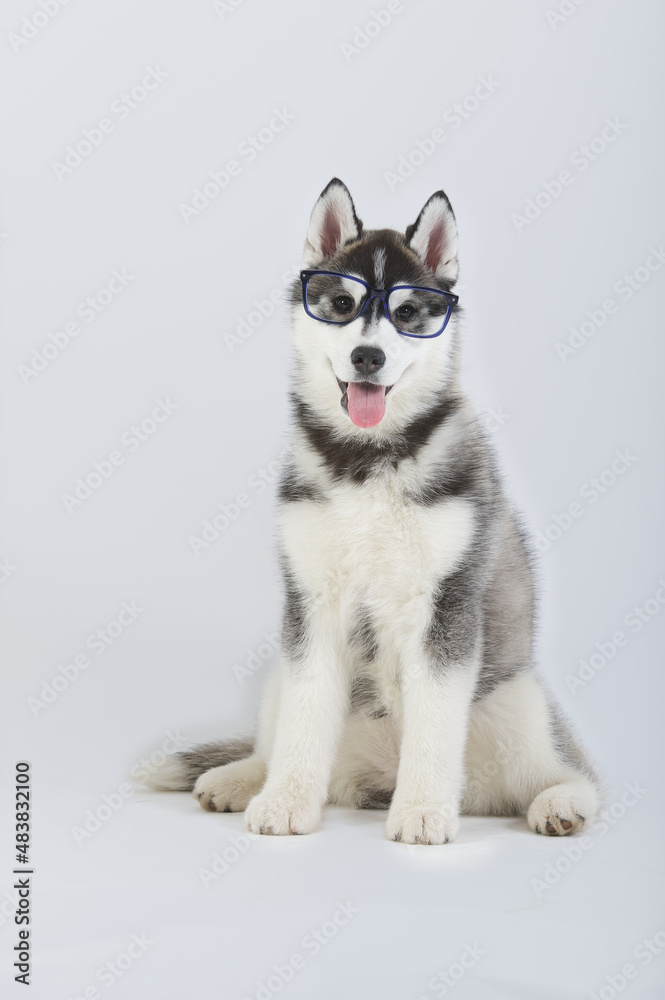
[2,1,664,998]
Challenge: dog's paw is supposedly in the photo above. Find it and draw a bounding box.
[385,803,459,845]
[527,787,587,836]
[245,791,320,836]
[193,759,265,813]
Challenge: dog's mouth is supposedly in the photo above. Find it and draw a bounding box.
[336,376,393,428]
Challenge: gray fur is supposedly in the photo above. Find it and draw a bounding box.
[349,672,389,719]
[348,608,379,663]
[350,672,379,711]
[545,692,601,787]
[474,512,537,699]
[280,568,310,662]
[145,737,254,791]
[354,783,393,810]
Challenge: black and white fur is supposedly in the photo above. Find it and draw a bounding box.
[147,179,601,844]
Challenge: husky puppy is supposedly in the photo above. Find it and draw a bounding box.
[148,179,601,844]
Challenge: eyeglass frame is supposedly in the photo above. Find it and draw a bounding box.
[299,269,459,339]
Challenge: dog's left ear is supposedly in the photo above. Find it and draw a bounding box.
[303,178,362,266]
[406,191,458,285]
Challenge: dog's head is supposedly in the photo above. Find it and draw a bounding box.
[291,178,460,435]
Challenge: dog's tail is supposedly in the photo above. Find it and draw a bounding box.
[143,737,255,792]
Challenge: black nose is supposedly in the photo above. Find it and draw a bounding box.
[351,346,386,377]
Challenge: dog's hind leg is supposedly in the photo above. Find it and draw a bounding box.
[463,671,602,835]
[144,667,282,814]
[194,755,267,812]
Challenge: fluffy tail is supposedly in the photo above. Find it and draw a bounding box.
[143,737,255,791]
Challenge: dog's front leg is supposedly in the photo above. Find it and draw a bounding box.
[245,610,348,836]
[386,631,480,845]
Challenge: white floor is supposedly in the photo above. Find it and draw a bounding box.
[4,784,664,1000]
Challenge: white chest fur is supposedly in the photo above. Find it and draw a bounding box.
[278,473,475,613]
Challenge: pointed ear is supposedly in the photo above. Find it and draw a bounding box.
[405,191,459,285]
[303,178,362,266]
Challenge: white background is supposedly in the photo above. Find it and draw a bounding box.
[1,0,664,997]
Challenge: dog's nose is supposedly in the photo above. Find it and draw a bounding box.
[350,346,386,377]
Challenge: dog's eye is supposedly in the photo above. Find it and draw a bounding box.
[333,295,354,315]
[395,303,416,321]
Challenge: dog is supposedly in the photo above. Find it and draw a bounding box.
[147,178,601,844]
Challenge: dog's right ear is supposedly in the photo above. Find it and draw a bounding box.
[303,179,362,266]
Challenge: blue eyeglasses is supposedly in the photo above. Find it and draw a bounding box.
[300,270,459,339]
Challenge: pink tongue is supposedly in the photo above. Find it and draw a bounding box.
[346,382,386,428]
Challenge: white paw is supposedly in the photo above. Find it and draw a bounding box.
[527,786,589,836]
[194,759,265,813]
[386,803,459,845]
[245,791,321,836]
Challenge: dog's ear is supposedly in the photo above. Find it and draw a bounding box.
[406,191,458,285]
[304,178,362,266]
